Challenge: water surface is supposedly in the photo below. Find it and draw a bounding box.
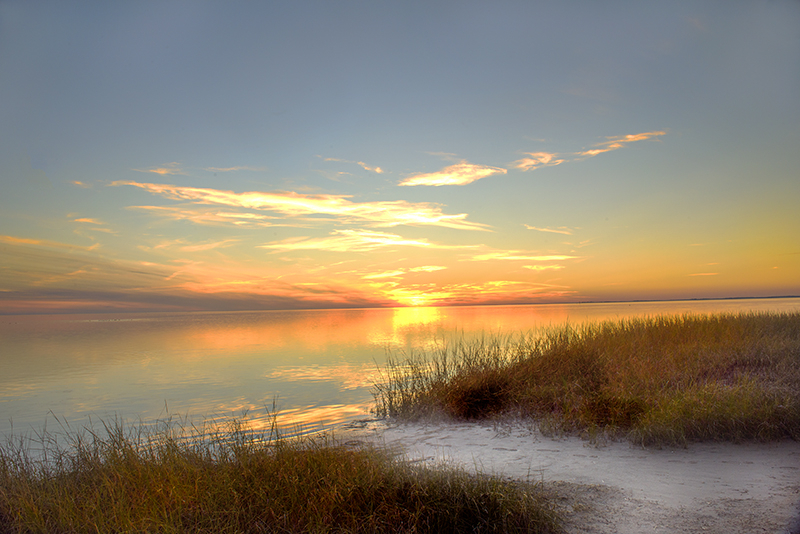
[2,298,798,438]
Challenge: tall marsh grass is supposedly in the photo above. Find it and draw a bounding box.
[373,312,800,446]
[0,415,562,533]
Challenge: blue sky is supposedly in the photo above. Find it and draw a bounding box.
[2,1,799,313]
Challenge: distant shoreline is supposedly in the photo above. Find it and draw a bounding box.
[2,294,799,316]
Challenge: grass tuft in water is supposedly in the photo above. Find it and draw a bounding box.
[373,312,800,446]
[0,415,562,533]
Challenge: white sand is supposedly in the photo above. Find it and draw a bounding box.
[341,419,800,534]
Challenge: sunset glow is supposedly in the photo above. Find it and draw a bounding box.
[1,2,798,314]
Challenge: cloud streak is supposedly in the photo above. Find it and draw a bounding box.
[128,206,287,227]
[133,162,186,175]
[114,181,489,231]
[180,239,240,252]
[512,152,565,172]
[514,131,666,172]
[260,229,469,253]
[399,162,507,186]
[361,265,447,280]
[524,265,565,271]
[576,131,666,158]
[524,225,575,235]
[469,251,578,262]
[322,157,384,174]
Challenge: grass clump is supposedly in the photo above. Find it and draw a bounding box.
[0,416,562,533]
[373,312,800,446]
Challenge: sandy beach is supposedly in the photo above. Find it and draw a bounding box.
[342,419,800,534]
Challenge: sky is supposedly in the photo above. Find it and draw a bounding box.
[1,1,799,314]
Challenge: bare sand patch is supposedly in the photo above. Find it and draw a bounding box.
[342,420,800,534]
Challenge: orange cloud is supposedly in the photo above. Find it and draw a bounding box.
[0,234,103,251]
[0,235,42,245]
[576,131,666,158]
[362,269,407,280]
[73,217,105,225]
[469,251,578,262]
[115,181,489,231]
[512,152,565,172]
[361,265,447,280]
[0,235,179,296]
[524,265,565,271]
[260,229,466,253]
[133,162,186,175]
[357,162,383,173]
[409,265,447,273]
[515,131,666,171]
[129,206,287,227]
[399,162,507,186]
[180,239,239,252]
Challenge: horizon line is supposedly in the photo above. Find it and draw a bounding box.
[2,294,798,317]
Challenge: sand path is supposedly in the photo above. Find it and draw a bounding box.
[341,419,800,534]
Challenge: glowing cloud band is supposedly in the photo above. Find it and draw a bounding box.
[399,163,507,186]
[114,181,489,231]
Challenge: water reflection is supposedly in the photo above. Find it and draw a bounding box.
[2,298,798,438]
[265,364,380,391]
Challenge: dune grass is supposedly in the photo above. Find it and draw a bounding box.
[0,416,562,534]
[373,312,800,446]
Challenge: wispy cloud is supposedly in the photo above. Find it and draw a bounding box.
[524,225,575,235]
[409,265,447,273]
[260,229,466,253]
[688,272,718,277]
[0,234,176,295]
[114,181,490,231]
[129,206,287,228]
[511,152,565,172]
[70,217,118,235]
[0,235,43,246]
[0,234,388,313]
[514,131,666,172]
[399,162,507,187]
[132,162,186,175]
[361,265,447,280]
[321,157,384,174]
[356,161,383,173]
[524,265,565,271]
[180,239,240,252]
[0,234,99,251]
[362,269,407,280]
[576,131,666,158]
[469,251,578,262]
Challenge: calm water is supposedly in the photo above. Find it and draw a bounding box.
[2,298,799,438]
